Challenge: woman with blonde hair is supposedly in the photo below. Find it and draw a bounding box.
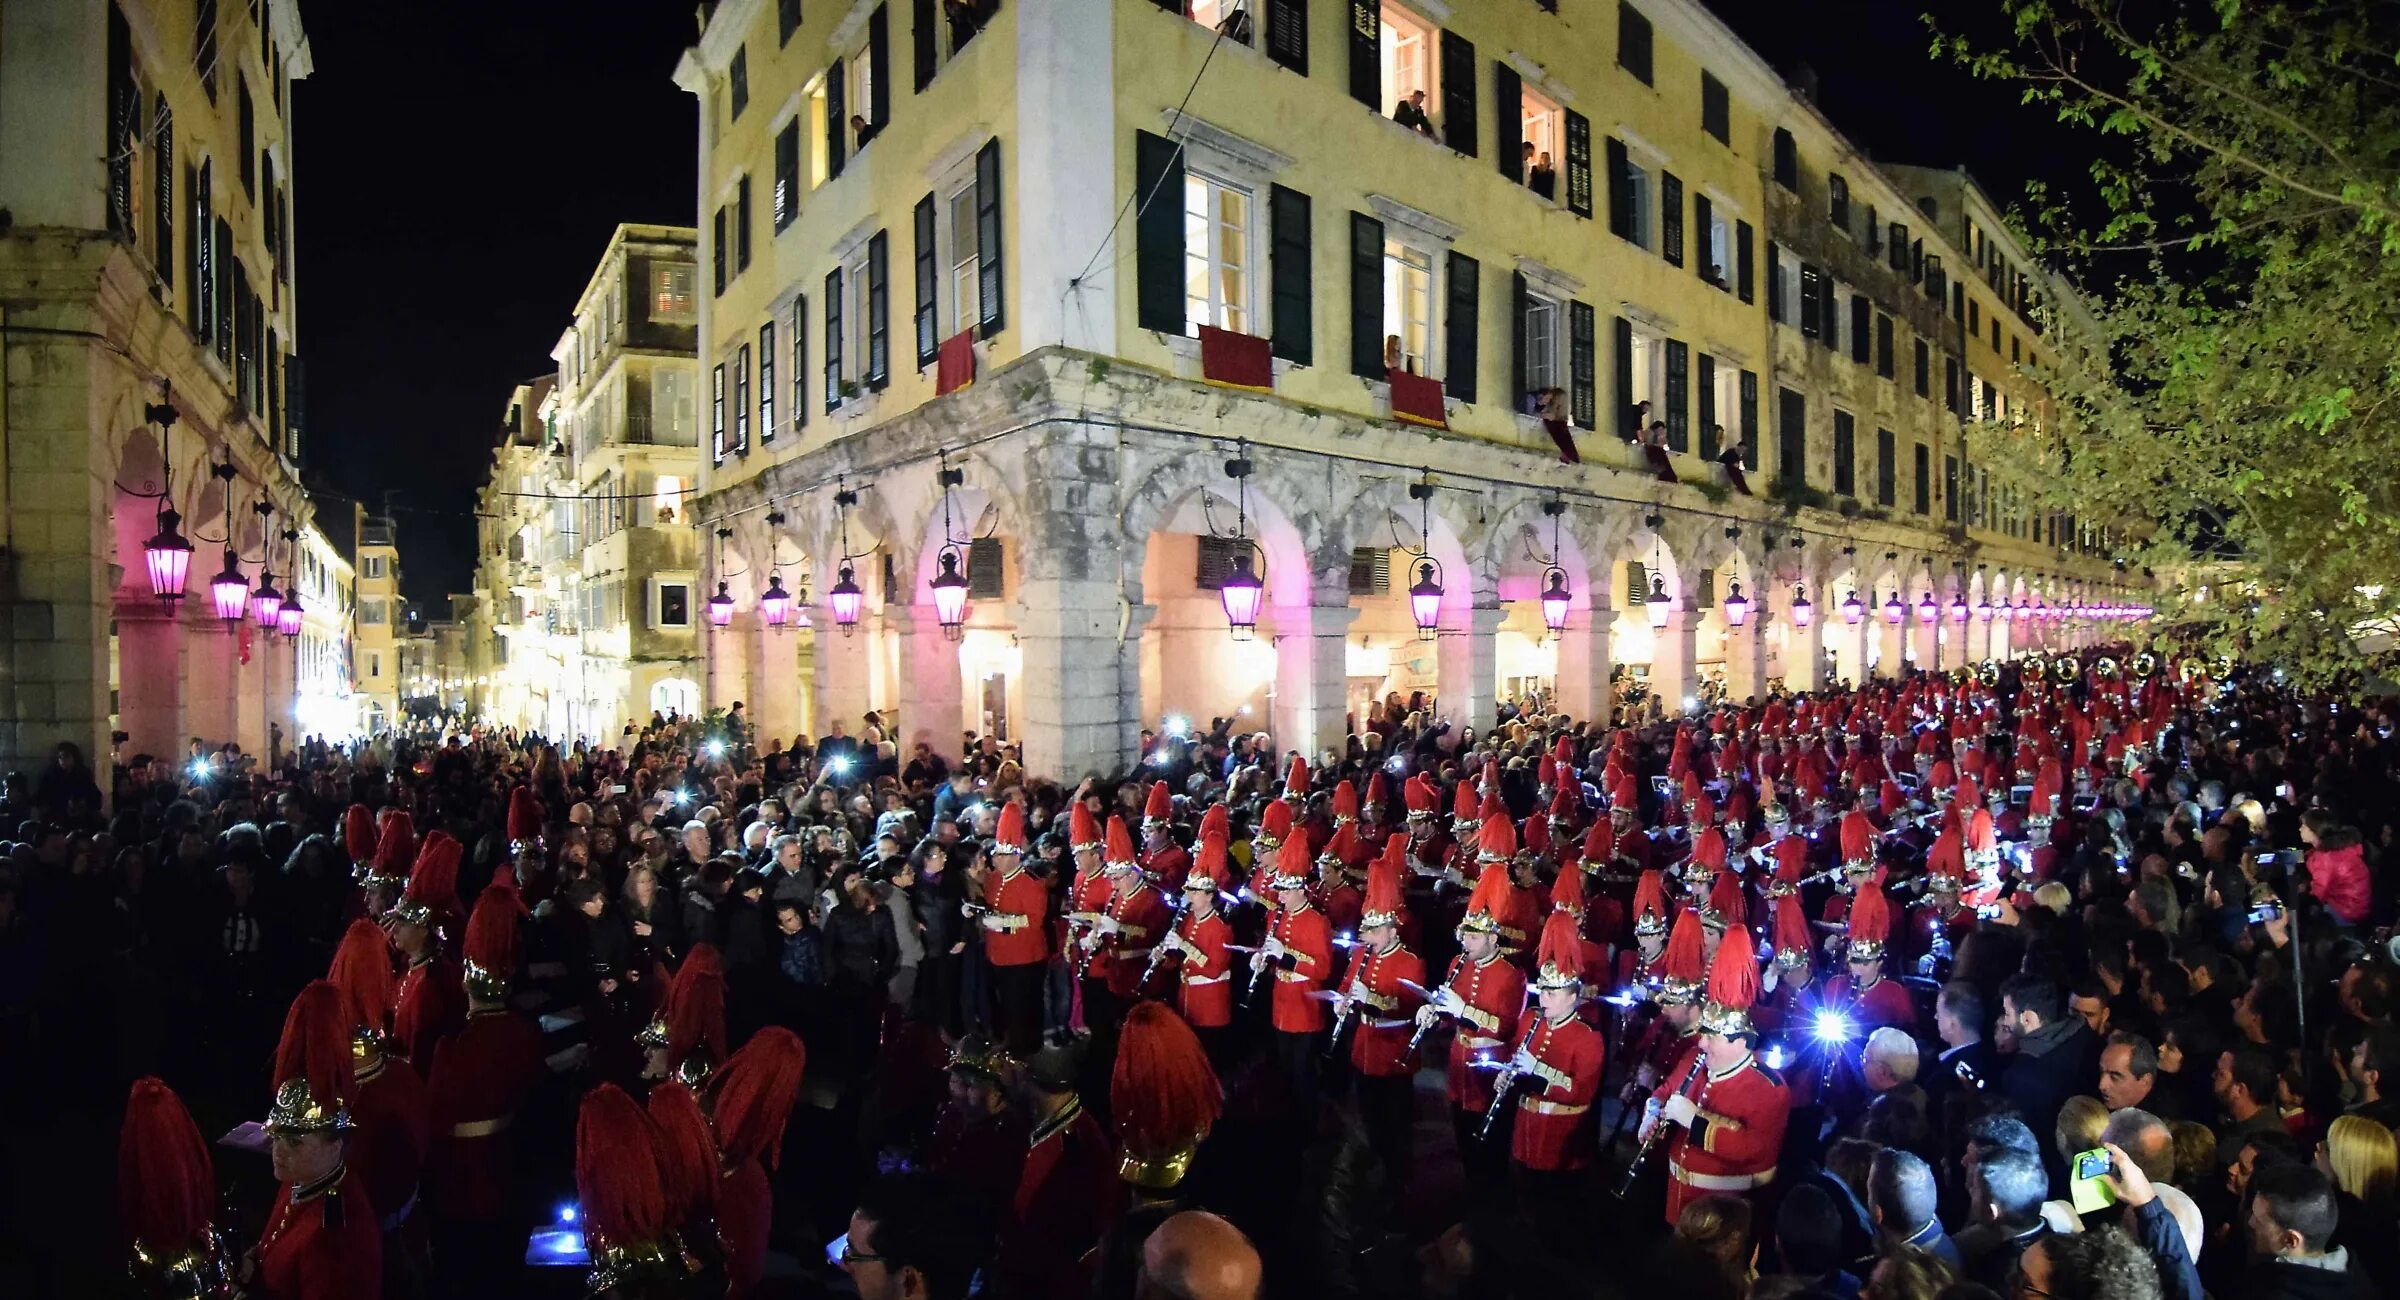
[1864,1243,1955,1300]
[2319,1114,2399,1290]
[2040,1095,2113,1231]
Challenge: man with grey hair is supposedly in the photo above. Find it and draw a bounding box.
[1867,1147,1961,1267]
[2103,1107,2204,1261]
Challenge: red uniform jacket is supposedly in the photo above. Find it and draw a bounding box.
[393,954,464,1070]
[1268,904,1334,1033]
[424,1009,546,1224]
[1340,943,1428,1078]
[1143,842,1192,893]
[1442,952,1527,1112]
[983,866,1051,967]
[1066,867,1111,957]
[1511,1011,1608,1172]
[1494,884,1539,958]
[1174,908,1235,1028]
[258,1165,384,1300]
[996,1099,1117,1300]
[1823,974,1917,1031]
[348,1055,431,1231]
[1099,880,1173,999]
[1316,880,1363,940]
[1663,1053,1792,1223]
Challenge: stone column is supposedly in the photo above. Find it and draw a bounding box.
[1908,608,1939,674]
[116,604,185,764]
[1272,603,1359,763]
[1875,613,1906,681]
[1987,613,2012,662]
[183,610,241,748]
[1784,606,1826,693]
[809,608,872,732]
[1016,577,1134,779]
[891,604,968,757]
[1650,605,1699,715]
[747,617,802,743]
[705,615,753,717]
[1117,603,1159,763]
[1725,612,1770,703]
[236,626,270,756]
[262,628,296,763]
[1435,605,1505,734]
[1552,608,1611,724]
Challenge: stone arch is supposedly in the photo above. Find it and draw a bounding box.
[1117,448,1319,610]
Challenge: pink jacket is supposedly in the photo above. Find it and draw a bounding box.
[2308,842,2371,926]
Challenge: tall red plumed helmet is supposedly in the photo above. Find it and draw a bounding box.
[636,946,727,1088]
[1110,1001,1222,1191]
[266,980,355,1137]
[388,831,463,931]
[1698,924,1762,1037]
[461,878,530,1004]
[340,804,377,866]
[119,1077,228,1291]
[327,917,398,1067]
[645,1079,720,1228]
[711,1026,808,1169]
[576,1084,687,1293]
[507,786,546,850]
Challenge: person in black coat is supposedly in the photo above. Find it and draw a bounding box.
[2238,1165,2381,1300]
[1997,975,2101,1188]
[820,863,898,1084]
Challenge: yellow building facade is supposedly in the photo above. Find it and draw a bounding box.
[678,0,2141,777]
[1,0,319,771]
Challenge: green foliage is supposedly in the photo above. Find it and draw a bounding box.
[1766,478,1831,516]
[1931,0,2400,685]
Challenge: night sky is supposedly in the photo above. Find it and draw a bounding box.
[292,1,2078,611]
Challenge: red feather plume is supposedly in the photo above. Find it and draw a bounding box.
[577,1084,669,1248]
[1110,1001,1222,1158]
[118,1077,214,1258]
[327,918,396,1035]
[271,980,355,1116]
[645,1080,719,1223]
[711,1026,807,1168]
[340,804,376,863]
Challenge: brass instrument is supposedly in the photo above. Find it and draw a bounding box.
[2132,650,2159,679]
[2095,656,2121,683]
[2022,657,2048,684]
[1976,660,2002,688]
[2052,654,2081,683]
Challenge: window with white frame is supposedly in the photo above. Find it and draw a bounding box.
[846,248,873,386]
[1623,155,1654,249]
[1383,239,1435,374]
[1521,83,1563,199]
[654,579,693,629]
[654,474,685,525]
[1627,323,1665,421]
[1703,205,1732,286]
[362,556,386,579]
[947,181,980,335]
[808,81,832,188]
[1184,171,1255,336]
[1191,0,1253,43]
[1713,364,1743,450]
[1522,292,1562,397]
[1381,4,1437,121]
[848,56,876,152]
[360,598,387,625]
[1776,254,1802,325]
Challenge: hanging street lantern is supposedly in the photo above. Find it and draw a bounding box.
[1722,580,1751,628]
[1882,590,1905,625]
[210,549,249,623]
[146,504,195,602]
[759,572,794,627]
[250,574,283,629]
[1219,551,1266,641]
[1789,585,1814,628]
[828,563,863,632]
[1841,589,1865,624]
[1646,572,1673,631]
[277,588,303,639]
[1917,589,1938,623]
[1539,567,1571,635]
[706,527,738,628]
[929,546,971,637]
[1949,591,1970,623]
[1216,448,1267,641]
[1397,470,1444,641]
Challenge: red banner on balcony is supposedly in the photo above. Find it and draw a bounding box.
[1387,368,1448,429]
[936,329,977,395]
[1199,325,1274,393]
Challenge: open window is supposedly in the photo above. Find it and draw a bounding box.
[807,79,833,189]
[1701,202,1731,289]
[1191,0,1254,44]
[1381,4,1438,128]
[1184,170,1256,336]
[1519,82,1563,203]
[1521,290,1562,404]
[1382,238,1436,374]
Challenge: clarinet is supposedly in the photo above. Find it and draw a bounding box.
[1479,1019,1545,1141]
[1325,983,1362,1061]
[1138,898,1194,993]
[1613,1048,1708,1198]
[1403,980,1456,1059]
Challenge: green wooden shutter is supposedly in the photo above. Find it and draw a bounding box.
[1495,62,1523,181]
[914,0,937,91]
[826,57,848,177]
[1613,316,1635,437]
[824,268,844,407]
[1605,137,1632,239]
[1693,190,1712,280]
[1660,172,1684,267]
[976,138,1005,335]
[914,193,938,366]
[1697,353,1718,459]
[1736,219,1755,304]
[1134,131,1186,334]
[1740,369,1758,469]
[1266,0,1308,75]
[1269,184,1313,364]
[1569,301,1596,430]
[1564,109,1592,218]
[866,230,890,387]
[1444,250,1479,403]
[1664,339,1689,451]
[1348,0,1379,109]
[868,6,892,126]
[1349,211,1385,379]
[1439,31,1477,156]
[1511,271,1531,399]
